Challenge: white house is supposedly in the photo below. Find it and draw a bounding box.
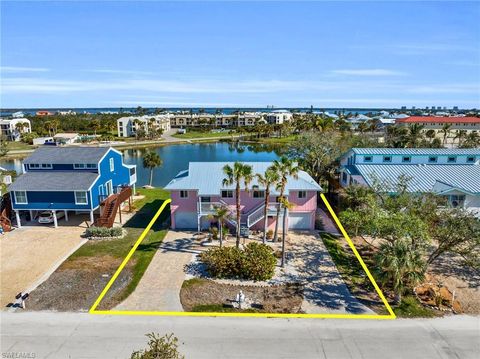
[117,115,172,138]
[53,133,79,145]
[265,110,293,125]
[339,148,480,216]
[0,118,31,141]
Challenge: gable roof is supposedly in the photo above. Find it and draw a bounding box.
[165,162,322,195]
[397,116,480,124]
[355,164,480,194]
[8,171,99,191]
[23,147,110,165]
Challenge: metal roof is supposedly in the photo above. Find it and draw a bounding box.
[8,171,99,191]
[350,148,480,156]
[23,147,110,164]
[355,164,480,194]
[164,162,322,195]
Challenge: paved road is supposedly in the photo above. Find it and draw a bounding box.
[1,312,478,358]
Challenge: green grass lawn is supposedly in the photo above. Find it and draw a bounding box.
[172,130,237,139]
[5,141,36,151]
[70,188,171,303]
[392,295,440,318]
[250,135,298,144]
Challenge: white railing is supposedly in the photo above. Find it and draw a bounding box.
[198,202,223,214]
[247,204,265,227]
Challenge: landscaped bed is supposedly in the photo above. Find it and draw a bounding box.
[25,188,170,311]
[180,278,304,313]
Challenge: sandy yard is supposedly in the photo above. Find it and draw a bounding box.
[0,217,88,308]
[428,251,480,315]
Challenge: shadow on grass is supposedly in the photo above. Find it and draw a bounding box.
[124,199,171,231]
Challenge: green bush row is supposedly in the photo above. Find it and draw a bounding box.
[85,226,123,238]
[200,242,276,281]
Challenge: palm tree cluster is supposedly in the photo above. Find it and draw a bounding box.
[219,157,299,267]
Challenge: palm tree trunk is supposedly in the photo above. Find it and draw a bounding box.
[236,184,241,248]
[281,206,287,267]
[218,220,223,248]
[149,168,154,186]
[273,189,284,242]
[263,189,269,244]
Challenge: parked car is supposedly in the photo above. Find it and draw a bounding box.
[38,211,65,224]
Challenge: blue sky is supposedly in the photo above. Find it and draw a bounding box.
[1,1,479,108]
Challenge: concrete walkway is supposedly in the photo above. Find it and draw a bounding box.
[317,208,340,235]
[286,232,373,314]
[115,231,199,311]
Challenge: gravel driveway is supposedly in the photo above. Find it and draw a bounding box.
[286,231,374,314]
[1,219,87,308]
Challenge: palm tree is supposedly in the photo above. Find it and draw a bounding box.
[255,167,280,244]
[271,157,299,243]
[357,122,369,134]
[406,123,424,148]
[425,129,436,144]
[278,197,294,267]
[375,239,426,303]
[133,119,143,140]
[142,151,163,187]
[222,162,254,248]
[208,205,230,247]
[454,130,467,146]
[90,120,101,136]
[441,123,452,145]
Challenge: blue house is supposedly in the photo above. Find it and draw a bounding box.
[8,147,136,227]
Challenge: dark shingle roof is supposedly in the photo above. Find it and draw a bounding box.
[23,147,110,164]
[8,171,99,191]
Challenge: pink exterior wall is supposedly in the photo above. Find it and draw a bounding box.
[289,191,317,212]
[170,190,198,212]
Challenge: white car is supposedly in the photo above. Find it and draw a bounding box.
[37,211,65,224]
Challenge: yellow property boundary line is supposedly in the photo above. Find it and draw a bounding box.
[89,195,396,319]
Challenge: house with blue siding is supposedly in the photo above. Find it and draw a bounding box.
[338,148,480,216]
[8,147,136,227]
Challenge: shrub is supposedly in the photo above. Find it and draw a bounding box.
[85,226,123,238]
[266,230,274,240]
[241,242,276,281]
[131,333,184,359]
[200,243,276,281]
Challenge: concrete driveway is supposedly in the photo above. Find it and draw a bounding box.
[115,231,199,311]
[0,216,88,308]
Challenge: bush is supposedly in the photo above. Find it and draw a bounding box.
[85,226,123,238]
[200,242,276,281]
[131,333,184,359]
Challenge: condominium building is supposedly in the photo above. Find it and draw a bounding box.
[117,115,172,138]
[0,118,31,141]
[265,110,293,125]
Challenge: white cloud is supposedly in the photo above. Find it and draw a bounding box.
[1,66,50,73]
[331,69,407,76]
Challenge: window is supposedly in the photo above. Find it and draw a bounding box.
[402,156,411,163]
[383,156,392,163]
[428,156,438,163]
[200,196,211,203]
[74,164,86,169]
[129,167,136,176]
[364,156,373,163]
[29,164,40,169]
[29,163,51,169]
[298,191,307,199]
[86,163,97,169]
[342,172,348,183]
[109,158,114,171]
[180,190,188,198]
[253,190,265,198]
[466,156,476,163]
[74,191,88,205]
[14,191,27,204]
[221,190,233,198]
[41,164,52,169]
[448,195,465,208]
[447,156,456,163]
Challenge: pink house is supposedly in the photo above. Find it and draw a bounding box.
[164,162,322,232]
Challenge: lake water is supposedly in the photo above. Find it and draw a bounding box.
[0,142,281,187]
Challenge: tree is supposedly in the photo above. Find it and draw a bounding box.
[131,333,184,359]
[142,151,163,186]
[375,239,426,303]
[0,136,9,157]
[90,120,101,136]
[278,196,294,267]
[425,129,436,144]
[441,123,452,145]
[255,167,280,243]
[222,162,254,248]
[406,123,424,148]
[133,119,144,140]
[428,209,480,268]
[208,205,230,248]
[271,157,299,243]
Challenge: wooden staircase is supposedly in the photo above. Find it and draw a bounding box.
[94,186,132,228]
[0,193,13,232]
